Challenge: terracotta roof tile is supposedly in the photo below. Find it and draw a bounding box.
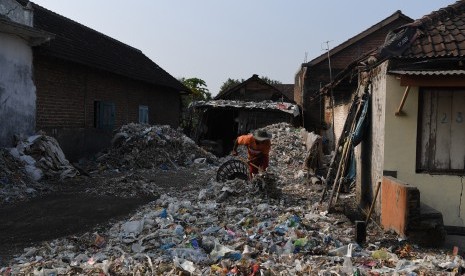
[402,0,465,58]
[459,40,465,49]
[456,33,465,41]
[445,41,457,51]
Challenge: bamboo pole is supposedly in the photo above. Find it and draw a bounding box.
[366,181,382,225]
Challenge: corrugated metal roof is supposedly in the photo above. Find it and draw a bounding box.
[190,100,300,117]
[389,70,465,75]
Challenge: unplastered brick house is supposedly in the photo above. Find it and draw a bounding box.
[294,11,413,153]
[1,0,187,160]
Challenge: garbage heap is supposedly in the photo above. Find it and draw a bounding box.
[0,134,77,205]
[9,134,79,181]
[0,148,49,205]
[97,123,218,171]
[2,123,464,275]
[267,123,308,181]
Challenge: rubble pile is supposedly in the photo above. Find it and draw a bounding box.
[1,123,463,275]
[98,123,218,171]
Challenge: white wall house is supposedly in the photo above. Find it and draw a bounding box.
[0,0,51,147]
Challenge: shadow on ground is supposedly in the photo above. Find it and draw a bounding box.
[0,193,155,265]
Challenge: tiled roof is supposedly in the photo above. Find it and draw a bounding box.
[273,84,294,101]
[402,0,465,58]
[306,10,413,67]
[17,0,186,92]
[214,74,293,102]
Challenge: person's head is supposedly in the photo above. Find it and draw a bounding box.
[253,129,272,144]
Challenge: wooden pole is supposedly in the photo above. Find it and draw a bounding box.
[395,86,410,116]
[365,181,382,225]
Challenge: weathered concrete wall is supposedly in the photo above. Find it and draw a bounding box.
[333,102,351,144]
[355,63,387,213]
[383,72,465,227]
[0,33,35,147]
[0,0,33,26]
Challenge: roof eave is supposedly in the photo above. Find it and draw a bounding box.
[305,11,413,67]
[0,18,54,46]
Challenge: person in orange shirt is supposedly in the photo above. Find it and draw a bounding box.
[231,129,272,178]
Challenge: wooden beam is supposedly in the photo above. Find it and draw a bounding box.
[395,86,410,116]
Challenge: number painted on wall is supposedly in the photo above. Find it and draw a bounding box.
[441,113,448,124]
[456,112,463,123]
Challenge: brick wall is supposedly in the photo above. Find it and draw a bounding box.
[302,19,411,135]
[33,55,181,160]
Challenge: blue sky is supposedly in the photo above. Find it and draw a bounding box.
[32,0,456,95]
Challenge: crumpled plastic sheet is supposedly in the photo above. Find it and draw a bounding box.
[9,134,78,181]
[1,123,463,275]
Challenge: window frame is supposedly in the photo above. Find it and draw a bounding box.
[94,100,115,130]
[139,105,149,124]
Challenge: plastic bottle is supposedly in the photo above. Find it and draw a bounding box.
[342,243,354,275]
[342,256,353,275]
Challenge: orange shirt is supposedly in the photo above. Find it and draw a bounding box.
[236,134,271,160]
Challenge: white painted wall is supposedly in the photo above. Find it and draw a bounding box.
[0,32,36,147]
[383,69,465,227]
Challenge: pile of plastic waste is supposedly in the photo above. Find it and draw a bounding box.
[96,123,218,171]
[0,133,77,205]
[0,148,53,205]
[9,134,79,181]
[1,123,463,275]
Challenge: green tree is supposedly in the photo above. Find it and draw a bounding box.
[180,77,211,101]
[178,77,211,137]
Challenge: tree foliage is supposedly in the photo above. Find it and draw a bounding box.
[178,77,211,137]
[260,76,282,85]
[180,77,212,101]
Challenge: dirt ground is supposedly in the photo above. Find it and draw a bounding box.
[0,167,212,266]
